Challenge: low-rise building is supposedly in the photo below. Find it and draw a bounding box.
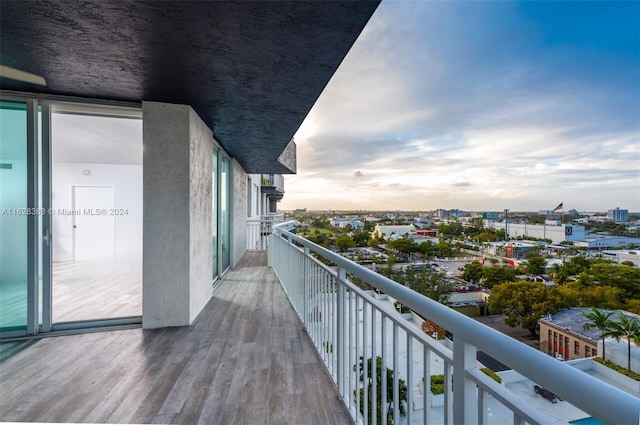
[539,308,640,368]
[539,308,601,361]
[576,235,640,250]
[330,217,364,229]
[488,221,585,244]
[373,224,415,240]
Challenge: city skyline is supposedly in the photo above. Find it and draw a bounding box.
[280,1,640,212]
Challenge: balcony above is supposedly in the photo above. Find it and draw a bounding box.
[261,174,285,201]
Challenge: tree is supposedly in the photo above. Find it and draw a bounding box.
[488,281,569,336]
[352,230,371,247]
[522,254,546,275]
[354,356,408,425]
[411,272,454,304]
[606,311,640,372]
[481,265,518,288]
[388,238,418,257]
[579,263,640,300]
[462,262,484,284]
[334,235,355,252]
[582,307,615,361]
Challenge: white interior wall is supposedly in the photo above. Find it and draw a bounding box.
[52,162,142,264]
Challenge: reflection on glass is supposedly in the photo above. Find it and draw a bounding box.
[51,111,142,322]
[212,150,218,278]
[0,101,28,330]
[221,156,230,271]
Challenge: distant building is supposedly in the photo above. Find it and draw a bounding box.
[373,224,415,240]
[293,208,307,214]
[488,221,585,244]
[601,250,640,266]
[576,235,640,250]
[607,207,629,222]
[330,218,364,229]
[415,229,437,238]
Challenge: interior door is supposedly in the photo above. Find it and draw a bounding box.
[72,186,115,261]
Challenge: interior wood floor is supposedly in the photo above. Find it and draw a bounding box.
[0,258,141,329]
[0,252,353,425]
[52,258,141,322]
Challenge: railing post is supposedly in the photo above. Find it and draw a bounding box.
[336,267,346,399]
[453,340,477,425]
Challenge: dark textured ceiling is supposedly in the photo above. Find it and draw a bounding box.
[0,0,379,174]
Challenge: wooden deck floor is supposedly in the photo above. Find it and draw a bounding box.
[0,252,352,424]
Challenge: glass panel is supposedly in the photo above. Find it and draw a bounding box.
[212,150,218,278]
[221,156,230,271]
[51,111,142,322]
[0,101,28,331]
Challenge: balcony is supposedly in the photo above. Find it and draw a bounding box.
[0,252,352,424]
[1,227,638,425]
[246,213,287,251]
[261,174,285,201]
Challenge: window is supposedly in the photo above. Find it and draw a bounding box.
[574,340,580,354]
[585,346,591,357]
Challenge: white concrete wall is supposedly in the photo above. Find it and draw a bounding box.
[142,102,212,328]
[231,159,247,268]
[602,338,640,374]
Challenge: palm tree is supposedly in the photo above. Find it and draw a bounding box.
[606,311,640,372]
[354,356,407,424]
[582,307,615,361]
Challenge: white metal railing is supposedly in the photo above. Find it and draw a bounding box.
[246,213,286,251]
[270,221,639,425]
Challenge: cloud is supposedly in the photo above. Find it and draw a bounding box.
[285,1,640,212]
[354,170,364,178]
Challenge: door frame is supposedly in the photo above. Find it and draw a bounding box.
[0,93,143,340]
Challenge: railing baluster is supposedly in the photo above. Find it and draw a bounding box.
[392,323,399,425]
[371,305,377,425]
[381,312,387,425]
[407,334,413,425]
[363,301,369,425]
[337,268,345,397]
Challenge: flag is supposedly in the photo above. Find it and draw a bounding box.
[553,202,563,211]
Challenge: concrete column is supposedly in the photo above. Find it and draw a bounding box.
[142,101,213,328]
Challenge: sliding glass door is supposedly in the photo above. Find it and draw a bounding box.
[0,101,29,333]
[1,97,143,338]
[50,106,142,323]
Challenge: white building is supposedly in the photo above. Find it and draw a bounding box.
[330,218,364,229]
[373,224,415,240]
[489,221,586,244]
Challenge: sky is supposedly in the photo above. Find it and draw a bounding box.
[280,0,640,213]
